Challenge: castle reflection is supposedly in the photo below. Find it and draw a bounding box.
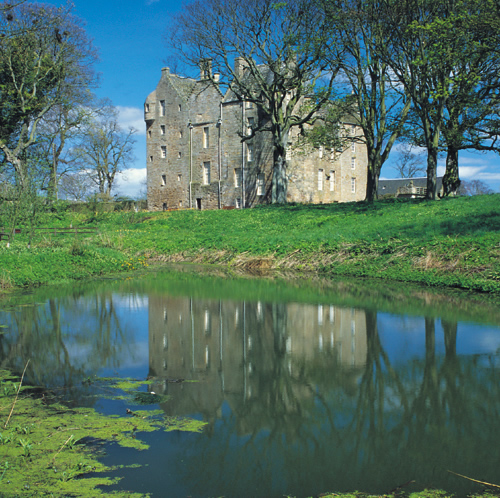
[148,297,367,430]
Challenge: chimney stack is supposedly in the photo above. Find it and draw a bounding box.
[199,58,212,80]
[234,57,249,78]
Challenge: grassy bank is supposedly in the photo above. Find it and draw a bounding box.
[1,194,499,293]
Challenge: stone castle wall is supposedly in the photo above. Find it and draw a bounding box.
[145,67,368,211]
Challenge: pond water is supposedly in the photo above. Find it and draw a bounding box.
[1,266,500,497]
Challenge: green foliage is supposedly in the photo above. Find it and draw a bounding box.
[0,194,499,294]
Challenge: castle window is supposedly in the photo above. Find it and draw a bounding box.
[236,197,242,208]
[318,169,323,191]
[204,309,211,334]
[234,168,242,188]
[203,162,211,184]
[351,177,356,193]
[148,129,152,138]
[319,146,323,159]
[179,200,182,207]
[179,130,183,138]
[178,104,182,112]
[247,143,253,162]
[177,174,182,181]
[203,127,209,148]
[247,116,254,136]
[257,173,265,196]
[145,103,150,112]
[351,157,356,169]
[160,100,165,116]
[160,125,165,135]
[161,146,167,158]
[149,156,153,162]
[351,141,355,153]
[351,124,356,135]
[161,174,166,186]
[330,170,335,191]
[178,152,182,158]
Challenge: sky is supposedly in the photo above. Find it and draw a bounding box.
[44,0,500,198]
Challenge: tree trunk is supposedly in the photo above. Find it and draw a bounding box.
[440,147,461,197]
[1,147,27,191]
[425,146,438,200]
[271,146,288,204]
[365,155,382,203]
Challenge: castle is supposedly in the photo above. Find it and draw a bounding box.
[145,61,368,210]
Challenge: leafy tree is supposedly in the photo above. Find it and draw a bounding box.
[0,2,98,191]
[74,105,136,196]
[320,0,412,202]
[379,0,500,200]
[167,0,342,203]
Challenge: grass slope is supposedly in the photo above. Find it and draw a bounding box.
[1,195,499,293]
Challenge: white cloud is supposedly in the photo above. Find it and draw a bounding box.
[436,162,500,191]
[115,167,147,199]
[392,143,427,155]
[116,106,146,135]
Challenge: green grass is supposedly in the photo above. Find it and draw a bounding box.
[1,194,499,293]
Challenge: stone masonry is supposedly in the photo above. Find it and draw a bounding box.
[145,61,368,211]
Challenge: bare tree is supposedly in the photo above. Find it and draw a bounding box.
[168,0,342,203]
[459,179,494,196]
[392,144,426,178]
[59,172,96,201]
[74,106,136,196]
[37,94,99,200]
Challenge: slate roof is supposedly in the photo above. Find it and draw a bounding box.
[378,177,443,196]
[167,73,197,101]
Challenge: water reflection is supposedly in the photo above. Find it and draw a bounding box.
[0,270,499,497]
[144,292,500,497]
[0,290,142,404]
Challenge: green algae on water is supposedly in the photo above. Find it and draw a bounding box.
[0,370,206,497]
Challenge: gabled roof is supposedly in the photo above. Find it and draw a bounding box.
[165,73,197,102]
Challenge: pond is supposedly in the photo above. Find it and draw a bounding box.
[1,266,500,497]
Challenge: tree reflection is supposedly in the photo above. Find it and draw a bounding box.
[2,273,499,496]
[0,290,133,405]
[154,299,500,496]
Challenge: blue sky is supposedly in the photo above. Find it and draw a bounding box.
[46,0,180,198]
[46,0,500,197]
